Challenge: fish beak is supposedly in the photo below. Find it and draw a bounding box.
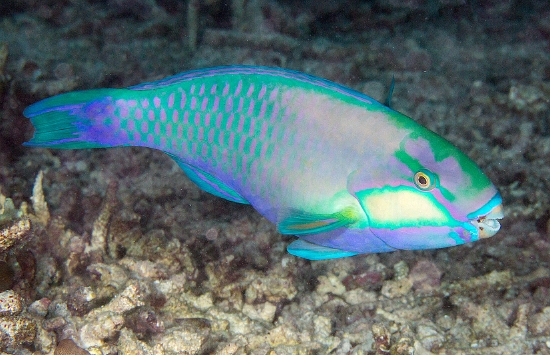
[470,203,504,239]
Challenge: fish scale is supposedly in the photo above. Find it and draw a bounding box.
[23,66,504,260]
[104,74,302,205]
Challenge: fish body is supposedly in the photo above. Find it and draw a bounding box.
[23,66,503,260]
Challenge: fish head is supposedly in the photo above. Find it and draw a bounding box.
[348,131,503,251]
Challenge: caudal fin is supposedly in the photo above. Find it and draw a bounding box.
[23,89,121,149]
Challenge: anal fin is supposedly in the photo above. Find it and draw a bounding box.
[169,155,249,204]
[287,239,358,260]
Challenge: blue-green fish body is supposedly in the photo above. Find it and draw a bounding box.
[24,66,503,260]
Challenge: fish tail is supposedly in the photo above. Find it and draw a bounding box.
[23,89,123,149]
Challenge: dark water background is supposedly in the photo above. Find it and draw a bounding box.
[0,1,549,354]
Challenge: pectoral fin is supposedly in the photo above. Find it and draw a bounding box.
[287,239,358,260]
[278,207,359,235]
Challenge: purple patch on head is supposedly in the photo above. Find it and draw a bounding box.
[153,97,161,108]
[210,83,217,95]
[191,97,197,110]
[160,109,167,122]
[404,137,467,193]
[154,122,160,135]
[166,123,172,137]
[194,112,201,126]
[141,98,149,109]
[201,97,208,111]
[135,108,143,120]
[199,83,205,96]
[223,82,230,96]
[148,110,155,121]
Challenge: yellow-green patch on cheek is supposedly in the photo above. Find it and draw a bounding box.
[357,187,456,229]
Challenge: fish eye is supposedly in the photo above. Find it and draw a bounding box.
[414,170,436,191]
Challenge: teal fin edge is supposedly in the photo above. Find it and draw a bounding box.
[169,155,249,204]
[287,239,359,260]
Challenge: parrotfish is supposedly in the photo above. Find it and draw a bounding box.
[23,66,503,260]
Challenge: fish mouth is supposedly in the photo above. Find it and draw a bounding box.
[469,195,504,239]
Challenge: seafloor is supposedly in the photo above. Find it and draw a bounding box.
[0,0,550,354]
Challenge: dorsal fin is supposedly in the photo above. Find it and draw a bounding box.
[384,75,395,108]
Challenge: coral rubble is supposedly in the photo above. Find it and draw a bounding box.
[1,0,550,354]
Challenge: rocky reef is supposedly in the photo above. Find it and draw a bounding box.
[1,0,550,354]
